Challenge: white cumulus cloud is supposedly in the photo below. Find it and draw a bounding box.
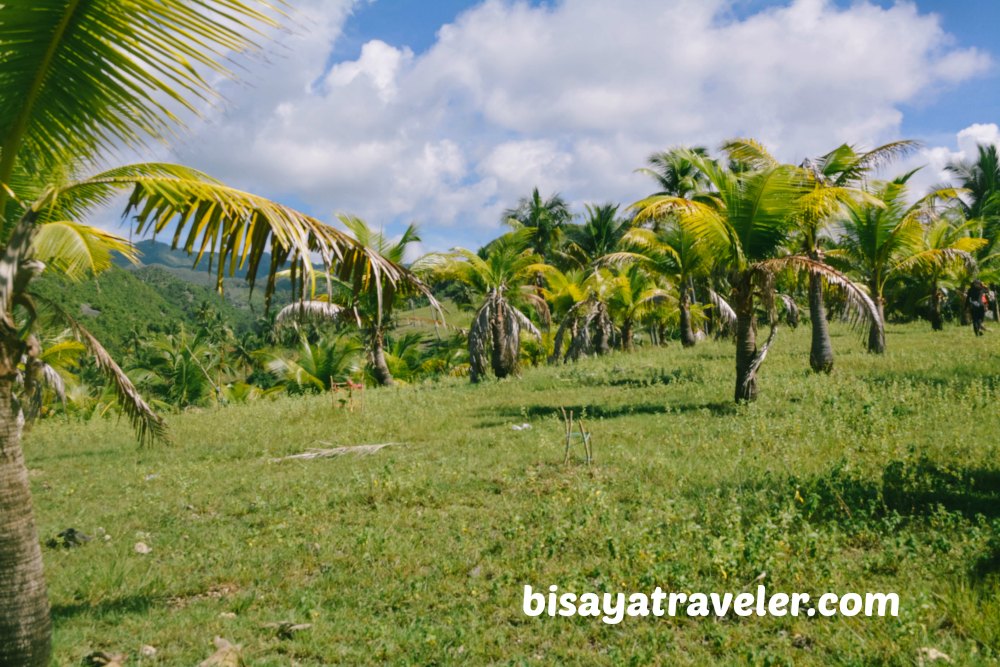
[160,0,993,249]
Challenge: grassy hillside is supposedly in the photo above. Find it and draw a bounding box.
[26,323,1000,665]
[33,265,260,355]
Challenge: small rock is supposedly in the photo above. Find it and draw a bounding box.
[134,542,152,555]
[83,652,127,667]
[198,637,241,667]
[468,566,482,578]
[219,612,237,619]
[144,474,158,482]
[140,645,157,657]
[511,423,532,431]
[917,647,953,665]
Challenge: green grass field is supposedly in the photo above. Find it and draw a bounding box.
[26,322,1000,665]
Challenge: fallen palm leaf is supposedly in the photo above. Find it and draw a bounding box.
[269,443,401,463]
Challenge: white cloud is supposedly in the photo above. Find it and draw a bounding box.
[160,0,993,249]
[902,123,1000,195]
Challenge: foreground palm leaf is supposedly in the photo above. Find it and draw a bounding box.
[0,0,280,225]
[0,2,319,663]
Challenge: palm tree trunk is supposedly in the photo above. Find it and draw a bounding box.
[930,283,944,331]
[490,299,514,379]
[594,304,611,355]
[369,328,394,386]
[867,292,886,354]
[679,290,696,348]
[621,318,634,352]
[808,272,833,373]
[733,275,758,402]
[0,377,52,667]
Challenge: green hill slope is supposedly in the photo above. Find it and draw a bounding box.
[33,265,261,355]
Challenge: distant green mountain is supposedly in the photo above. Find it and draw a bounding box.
[117,238,275,282]
[35,239,283,356]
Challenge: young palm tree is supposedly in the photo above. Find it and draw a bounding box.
[633,144,878,402]
[420,232,544,382]
[0,3,430,663]
[604,264,673,351]
[266,334,363,393]
[337,215,425,386]
[130,328,228,408]
[537,267,614,361]
[829,173,963,353]
[605,220,709,347]
[900,215,985,330]
[503,188,572,262]
[274,215,434,386]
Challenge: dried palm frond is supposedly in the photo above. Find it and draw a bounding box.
[468,299,492,383]
[706,288,737,328]
[275,300,344,327]
[756,256,880,328]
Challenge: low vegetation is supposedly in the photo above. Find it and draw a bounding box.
[27,323,1000,665]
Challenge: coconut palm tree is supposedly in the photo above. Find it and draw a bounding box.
[419,231,544,382]
[503,188,572,262]
[605,264,673,351]
[337,215,425,386]
[274,215,433,386]
[897,214,985,330]
[829,172,964,353]
[790,141,917,371]
[537,267,614,362]
[605,220,710,347]
[130,328,228,408]
[266,333,364,393]
[0,3,431,663]
[633,143,879,402]
[559,203,631,270]
[637,146,710,199]
[946,144,1000,251]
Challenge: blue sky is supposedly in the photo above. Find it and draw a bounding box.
[166,0,1000,252]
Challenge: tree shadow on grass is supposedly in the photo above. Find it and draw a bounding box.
[864,370,1000,392]
[51,594,155,622]
[792,458,1000,583]
[477,400,735,427]
[483,402,670,421]
[796,458,1000,524]
[480,402,737,425]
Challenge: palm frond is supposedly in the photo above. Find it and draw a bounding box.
[44,163,434,316]
[706,288,737,327]
[721,138,779,170]
[0,0,279,182]
[757,255,880,327]
[30,220,137,280]
[34,295,166,445]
